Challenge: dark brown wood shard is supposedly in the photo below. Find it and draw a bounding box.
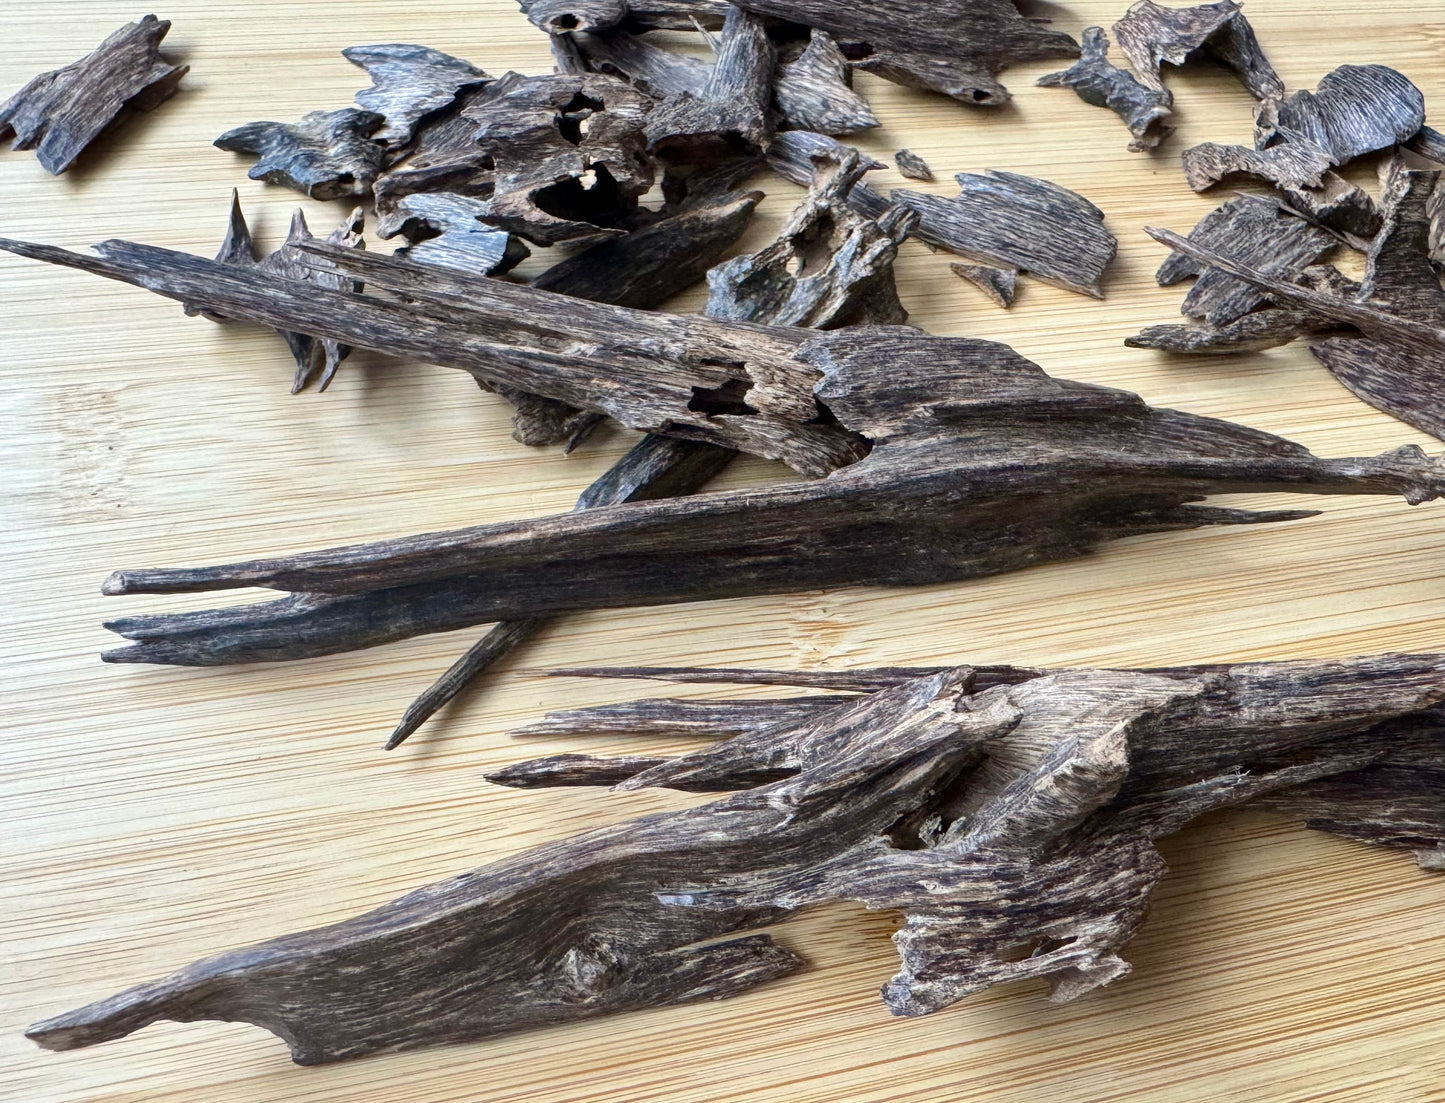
[893,171,1117,297]
[645,7,775,157]
[0,15,188,175]
[519,0,732,34]
[1125,309,1341,354]
[563,29,711,98]
[950,263,1017,307]
[344,44,493,147]
[63,325,1445,668]
[1182,65,1425,192]
[464,71,656,245]
[28,655,1445,1063]
[1037,28,1174,152]
[383,193,531,276]
[215,108,386,201]
[1154,195,1336,326]
[1112,0,1282,100]
[893,149,933,181]
[705,154,915,327]
[774,30,878,137]
[1277,172,1382,242]
[373,85,499,230]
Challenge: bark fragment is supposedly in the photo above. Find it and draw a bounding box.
[1182,65,1425,192]
[344,44,493,147]
[892,171,1117,297]
[0,15,188,175]
[1112,0,1282,100]
[1037,27,1173,152]
[215,108,386,201]
[28,654,1445,1063]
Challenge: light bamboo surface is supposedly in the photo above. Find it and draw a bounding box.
[3,2,1444,1100]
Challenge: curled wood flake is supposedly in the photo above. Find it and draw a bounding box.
[892,170,1117,297]
[39,323,1445,667]
[705,153,915,327]
[1112,0,1281,100]
[28,654,1445,1063]
[0,15,188,175]
[644,6,775,157]
[1154,195,1336,326]
[950,263,1017,307]
[215,108,386,201]
[1182,65,1425,192]
[774,30,878,137]
[384,193,531,276]
[465,71,656,245]
[893,149,932,181]
[1037,27,1173,153]
[344,44,493,147]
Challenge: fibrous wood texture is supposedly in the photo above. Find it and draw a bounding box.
[344,44,492,147]
[26,654,1445,1064]
[0,15,187,174]
[214,107,386,200]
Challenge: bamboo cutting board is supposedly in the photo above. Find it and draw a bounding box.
[3,2,1444,1100]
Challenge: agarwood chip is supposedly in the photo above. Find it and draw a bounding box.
[1112,0,1282,100]
[384,193,531,276]
[215,108,386,200]
[950,263,1017,307]
[344,44,492,147]
[564,29,711,97]
[1038,27,1173,152]
[1125,309,1341,354]
[26,655,1445,1063]
[1182,65,1425,192]
[0,15,187,175]
[774,30,878,136]
[1277,171,1381,242]
[894,149,933,181]
[893,170,1117,297]
[373,84,499,230]
[519,0,732,33]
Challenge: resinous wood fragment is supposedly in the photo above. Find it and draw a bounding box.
[893,150,932,181]
[61,326,1445,667]
[892,171,1117,297]
[0,15,188,175]
[1112,0,1282,100]
[384,193,531,276]
[774,30,878,136]
[215,108,386,201]
[950,263,1017,307]
[373,85,499,231]
[344,44,493,147]
[27,655,1445,1063]
[564,29,712,98]
[1182,65,1425,192]
[519,0,731,34]
[1038,28,1173,152]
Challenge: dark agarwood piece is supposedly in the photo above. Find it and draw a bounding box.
[893,171,1117,297]
[28,655,1445,1063]
[1154,195,1336,326]
[344,44,492,147]
[1112,0,1281,100]
[1125,309,1342,355]
[1182,65,1425,192]
[1038,27,1173,152]
[0,15,188,175]
[518,0,731,34]
[372,85,500,230]
[774,31,878,136]
[705,153,915,327]
[950,263,1017,307]
[1277,172,1382,243]
[384,193,531,276]
[563,30,711,98]
[215,108,386,201]
[894,149,933,181]
[70,326,1445,668]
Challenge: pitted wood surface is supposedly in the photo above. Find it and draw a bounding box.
[3,2,1444,1100]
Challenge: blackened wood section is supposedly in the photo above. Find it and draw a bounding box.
[774,31,878,136]
[894,149,932,180]
[1038,28,1173,152]
[215,109,385,201]
[893,171,1117,297]
[1155,196,1335,325]
[1182,65,1425,191]
[706,155,914,327]
[1112,0,1281,100]
[0,15,187,175]
[373,85,498,230]
[463,71,656,245]
[385,193,531,276]
[950,263,1017,307]
[28,656,1445,1063]
[344,45,492,147]
[77,328,1445,667]
[645,7,775,156]
[0,237,865,474]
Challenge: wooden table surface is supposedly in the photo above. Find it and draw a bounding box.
[4,2,1444,1100]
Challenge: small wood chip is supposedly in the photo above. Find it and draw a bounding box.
[950,263,1017,307]
[1038,27,1173,152]
[214,108,386,200]
[894,149,933,181]
[0,15,188,175]
[774,30,878,136]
